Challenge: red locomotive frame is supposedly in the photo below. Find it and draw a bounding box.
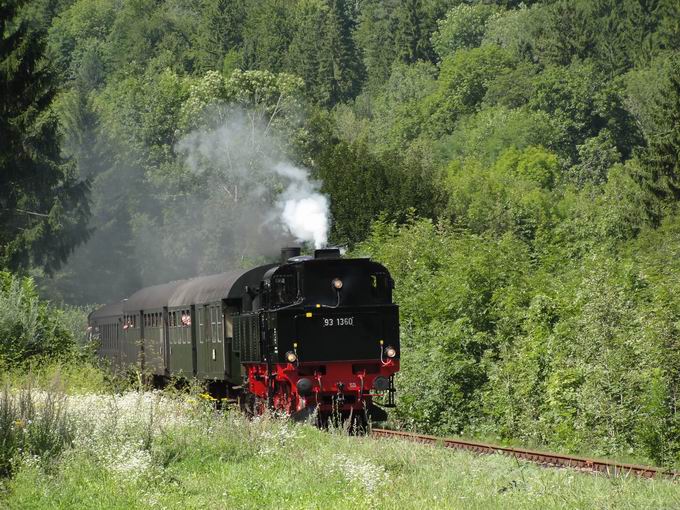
[244,358,399,420]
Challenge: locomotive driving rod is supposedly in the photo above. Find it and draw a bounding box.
[370,428,679,479]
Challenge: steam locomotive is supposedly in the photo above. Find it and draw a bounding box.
[89,247,400,423]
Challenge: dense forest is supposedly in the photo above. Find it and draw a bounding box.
[2,0,680,466]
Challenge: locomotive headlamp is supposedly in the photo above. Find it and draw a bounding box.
[332,278,343,290]
[285,351,298,363]
[385,346,397,358]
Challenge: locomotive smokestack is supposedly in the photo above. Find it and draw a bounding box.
[281,246,302,263]
[314,247,341,259]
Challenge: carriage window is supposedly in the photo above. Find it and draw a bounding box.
[217,306,221,342]
[183,309,190,344]
[206,308,211,342]
[207,309,211,342]
[198,307,204,343]
[215,307,221,343]
[211,307,217,342]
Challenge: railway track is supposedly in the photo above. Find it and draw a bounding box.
[371,428,679,479]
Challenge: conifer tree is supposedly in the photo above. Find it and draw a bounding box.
[395,0,433,64]
[286,0,325,102]
[195,0,246,72]
[355,0,399,89]
[637,56,680,213]
[317,0,364,107]
[242,0,292,72]
[0,0,90,273]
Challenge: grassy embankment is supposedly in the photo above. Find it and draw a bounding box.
[0,367,678,510]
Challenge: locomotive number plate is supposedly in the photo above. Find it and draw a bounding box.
[322,317,355,327]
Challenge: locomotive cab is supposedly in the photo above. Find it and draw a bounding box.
[265,254,399,364]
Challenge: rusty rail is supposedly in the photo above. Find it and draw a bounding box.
[371,428,678,479]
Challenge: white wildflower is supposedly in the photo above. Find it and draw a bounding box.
[257,423,300,456]
[103,441,152,482]
[333,453,390,494]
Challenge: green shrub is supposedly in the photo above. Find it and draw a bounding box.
[357,215,680,468]
[0,272,78,366]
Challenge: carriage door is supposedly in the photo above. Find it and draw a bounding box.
[190,305,198,376]
[223,304,238,382]
[162,307,171,374]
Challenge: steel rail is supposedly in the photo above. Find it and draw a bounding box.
[371,428,679,479]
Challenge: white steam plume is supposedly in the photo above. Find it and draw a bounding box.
[176,110,330,254]
[274,163,329,249]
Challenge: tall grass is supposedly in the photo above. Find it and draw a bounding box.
[0,383,73,478]
[0,380,678,509]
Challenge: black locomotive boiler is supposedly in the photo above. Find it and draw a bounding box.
[89,247,400,422]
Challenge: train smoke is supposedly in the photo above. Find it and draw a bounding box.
[38,107,330,304]
[273,163,329,249]
[176,110,330,252]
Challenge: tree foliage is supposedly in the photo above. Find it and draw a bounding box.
[0,0,90,274]
[4,0,680,467]
[0,271,77,366]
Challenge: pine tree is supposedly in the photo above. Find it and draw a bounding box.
[195,0,247,72]
[395,0,432,64]
[643,58,680,200]
[636,56,680,222]
[241,0,292,72]
[355,0,400,89]
[317,0,364,107]
[0,0,90,273]
[286,0,325,102]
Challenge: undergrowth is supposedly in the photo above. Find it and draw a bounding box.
[0,371,677,509]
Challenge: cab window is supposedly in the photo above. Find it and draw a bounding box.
[272,273,297,306]
[370,272,391,300]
